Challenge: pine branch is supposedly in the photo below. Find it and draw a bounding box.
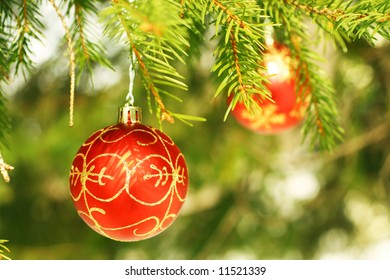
[288,39,345,151]
[284,0,390,47]
[0,0,44,78]
[200,0,270,119]
[0,3,15,149]
[65,0,112,83]
[335,0,390,42]
[0,0,389,152]
[179,0,207,65]
[263,0,344,151]
[102,0,190,124]
[0,87,10,149]
[0,2,14,81]
[10,0,44,77]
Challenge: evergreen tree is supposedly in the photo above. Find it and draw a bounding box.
[1,0,388,156]
[0,0,389,260]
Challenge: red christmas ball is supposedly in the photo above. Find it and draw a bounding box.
[69,106,189,242]
[230,43,309,134]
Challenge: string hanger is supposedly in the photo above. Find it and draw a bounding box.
[125,51,137,106]
[119,51,142,125]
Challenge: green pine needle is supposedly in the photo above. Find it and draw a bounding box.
[101,0,191,123]
[1,0,390,150]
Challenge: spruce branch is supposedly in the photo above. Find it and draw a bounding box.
[212,0,249,31]
[0,2,15,80]
[0,1,43,78]
[0,0,389,153]
[300,57,345,151]
[76,8,88,58]
[0,20,11,147]
[284,0,390,46]
[263,0,344,151]
[105,2,172,122]
[132,43,174,123]
[11,0,44,77]
[102,0,190,124]
[0,2,17,148]
[0,87,10,148]
[65,0,112,83]
[204,0,270,119]
[179,0,207,65]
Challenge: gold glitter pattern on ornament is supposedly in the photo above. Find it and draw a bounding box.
[289,95,310,119]
[69,123,188,241]
[241,104,286,130]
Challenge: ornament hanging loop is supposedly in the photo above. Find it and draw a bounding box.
[120,51,142,124]
[126,51,137,106]
[120,51,141,125]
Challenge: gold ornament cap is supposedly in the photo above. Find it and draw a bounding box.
[118,103,142,125]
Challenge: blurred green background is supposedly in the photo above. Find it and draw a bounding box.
[0,16,390,259]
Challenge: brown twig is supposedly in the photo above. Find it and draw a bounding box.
[230,31,246,96]
[212,0,247,29]
[311,96,325,136]
[284,0,390,23]
[75,4,90,60]
[114,0,173,123]
[18,0,29,65]
[288,36,325,137]
[22,0,29,32]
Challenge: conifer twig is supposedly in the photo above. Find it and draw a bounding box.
[283,0,343,21]
[212,0,247,30]
[283,0,390,44]
[75,5,90,61]
[230,31,247,98]
[131,45,174,123]
[66,0,112,85]
[284,0,390,23]
[12,0,44,75]
[20,0,29,65]
[107,0,187,124]
[208,0,268,119]
[263,0,344,150]
[48,0,76,127]
[113,6,173,122]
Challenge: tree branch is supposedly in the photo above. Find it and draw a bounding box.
[131,44,174,123]
[75,4,90,60]
[284,0,390,23]
[113,3,174,123]
[212,0,247,30]
[230,31,246,96]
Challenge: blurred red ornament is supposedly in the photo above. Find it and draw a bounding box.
[230,43,310,134]
[69,105,188,242]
